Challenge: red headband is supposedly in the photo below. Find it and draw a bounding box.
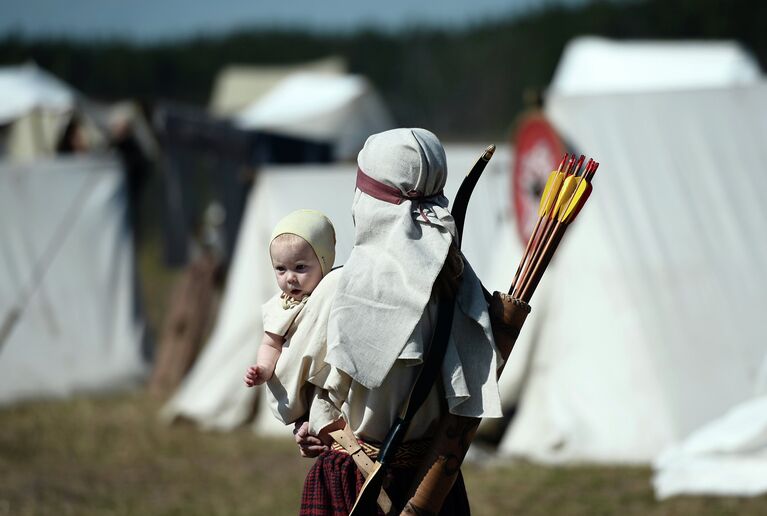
[356,167,443,205]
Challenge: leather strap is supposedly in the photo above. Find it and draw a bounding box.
[330,426,393,513]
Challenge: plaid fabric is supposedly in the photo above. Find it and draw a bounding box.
[300,449,471,516]
[301,450,360,515]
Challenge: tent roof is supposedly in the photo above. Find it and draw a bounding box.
[0,63,76,124]
[237,73,368,131]
[236,71,394,160]
[549,37,762,96]
[208,56,346,117]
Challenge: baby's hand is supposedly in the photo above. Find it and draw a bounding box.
[244,365,267,387]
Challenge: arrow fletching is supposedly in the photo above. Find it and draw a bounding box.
[559,181,592,223]
[510,152,600,303]
[586,161,600,182]
[552,175,578,219]
[537,171,565,218]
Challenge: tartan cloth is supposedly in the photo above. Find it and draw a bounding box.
[300,449,471,515]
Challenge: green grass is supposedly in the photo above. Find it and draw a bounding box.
[0,393,308,515]
[1,392,766,515]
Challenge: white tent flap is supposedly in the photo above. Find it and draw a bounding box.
[0,156,146,404]
[653,395,767,498]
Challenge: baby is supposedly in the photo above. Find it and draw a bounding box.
[244,209,336,387]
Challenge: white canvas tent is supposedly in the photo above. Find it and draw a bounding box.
[498,38,767,464]
[0,63,76,161]
[653,394,767,499]
[0,156,147,404]
[0,63,75,124]
[209,57,347,117]
[550,36,761,95]
[161,144,518,434]
[236,72,395,161]
[0,63,112,161]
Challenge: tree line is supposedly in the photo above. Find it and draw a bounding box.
[1,0,765,140]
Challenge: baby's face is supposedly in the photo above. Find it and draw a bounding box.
[270,235,323,299]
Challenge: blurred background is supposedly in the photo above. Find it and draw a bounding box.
[1,0,767,514]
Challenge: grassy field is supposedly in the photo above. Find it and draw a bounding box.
[1,391,766,516]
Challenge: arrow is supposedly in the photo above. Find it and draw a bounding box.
[510,152,568,293]
[517,160,598,302]
[512,154,584,298]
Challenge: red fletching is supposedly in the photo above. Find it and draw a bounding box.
[586,161,600,182]
[568,183,592,222]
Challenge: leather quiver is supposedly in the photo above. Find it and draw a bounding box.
[400,293,530,515]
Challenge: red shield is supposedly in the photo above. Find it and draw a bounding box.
[511,113,565,245]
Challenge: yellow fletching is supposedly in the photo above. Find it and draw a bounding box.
[537,172,564,217]
[552,175,577,219]
[559,180,592,223]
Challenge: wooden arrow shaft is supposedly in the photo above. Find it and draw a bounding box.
[519,221,567,302]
